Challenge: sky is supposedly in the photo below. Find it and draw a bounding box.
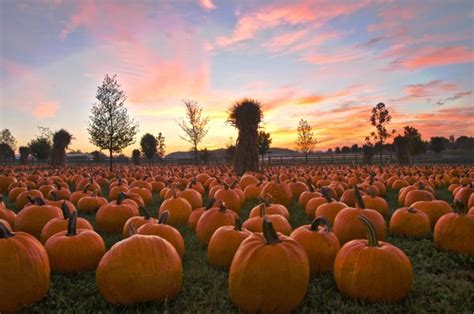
[1,0,473,155]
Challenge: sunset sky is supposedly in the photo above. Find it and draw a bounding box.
[1,0,473,155]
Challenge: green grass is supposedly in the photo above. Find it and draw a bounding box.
[4,187,474,313]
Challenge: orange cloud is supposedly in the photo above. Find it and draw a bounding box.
[405,80,459,98]
[33,101,60,119]
[395,46,474,70]
[197,0,216,11]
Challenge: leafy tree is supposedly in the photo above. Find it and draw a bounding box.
[403,126,427,163]
[140,133,157,164]
[51,129,73,167]
[430,137,445,153]
[87,74,139,171]
[0,144,14,162]
[394,135,410,164]
[257,131,272,165]
[327,148,333,153]
[0,129,16,151]
[341,146,351,154]
[157,132,166,158]
[448,135,456,150]
[455,136,474,150]
[132,149,141,165]
[91,150,106,162]
[177,100,209,165]
[295,119,317,164]
[200,148,212,164]
[366,102,395,164]
[351,144,359,153]
[362,144,374,164]
[28,127,52,162]
[19,146,30,165]
[228,98,263,174]
[335,147,341,154]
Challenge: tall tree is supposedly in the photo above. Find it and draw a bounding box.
[177,100,209,165]
[430,137,445,153]
[132,149,141,165]
[51,129,73,167]
[393,135,410,165]
[403,126,426,164]
[87,74,139,171]
[228,98,263,175]
[200,148,212,164]
[366,102,395,165]
[341,146,351,154]
[362,144,374,164]
[140,133,157,164]
[157,132,166,158]
[0,144,14,162]
[257,131,272,166]
[0,129,17,151]
[295,119,317,164]
[19,146,30,165]
[28,127,52,162]
[351,144,359,153]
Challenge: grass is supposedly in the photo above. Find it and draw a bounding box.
[4,186,474,313]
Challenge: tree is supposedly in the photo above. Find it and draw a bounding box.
[335,147,341,154]
[430,137,445,153]
[295,119,317,164]
[366,102,395,165]
[228,98,263,175]
[0,129,16,151]
[19,146,30,165]
[351,144,359,153]
[455,136,474,150]
[91,150,106,162]
[341,146,351,154]
[327,148,333,153]
[177,100,209,165]
[0,144,14,162]
[157,132,166,158]
[393,135,410,164]
[200,148,212,164]
[257,131,272,166]
[362,144,374,164]
[448,135,456,150]
[51,129,73,167]
[132,149,141,165]
[140,133,157,164]
[28,127,52,162]
[87,74,139,171]
[403,126,426,163]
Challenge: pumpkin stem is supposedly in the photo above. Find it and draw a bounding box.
[354,186,366,209]
[367,186,376,198]
[117,192,126,205]
[263,218,281,245]
[128,222,137,236]
[454,200,468,215]
[407,207,417,214]
[35,197,46,206]
[27,195,35,204]
[321,187,333,203]
[259,203,266,217]
[60,201,71,219]
[234,217,242,231]
[82,183,90,193]
[276,175,281,184]
[418,182,425,190]
[50,191,58,201]
[357,215,379,247]
[159,211,169,224]
[310,216,332,232]
[66,211,78,236]
[219,202,227,212]
[205,198,215,210]
[138,206,151,220]
[307,181,314,192]
[0,222,14,238]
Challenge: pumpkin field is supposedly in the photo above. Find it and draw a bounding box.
[1,165,473,313]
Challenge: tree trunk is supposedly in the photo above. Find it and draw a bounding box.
[379,145,383,165]
[109,149,113,171]
[305,153,308,164]
[194,144,198,165]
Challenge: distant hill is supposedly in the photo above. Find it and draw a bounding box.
[165,147,300,159]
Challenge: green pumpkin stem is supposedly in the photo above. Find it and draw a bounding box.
[234,217,242,231]
[321,187,333,203]
[159,211,169,224]
[205,198,215,210]
[354,186,366,209]
[117,192,126,205]
[0,222,14,238]
[35,197,46,206]
[454,200,468,215]
[263,218,281,245]
[66,211,78,236]
[50,191,58,201]
[82,184,90,193]
[60,201,71,219]
[259,203,266,217]
[407,207,417,214]
[138,207,151,220]
[310,216,332,232]
[358,215,379,247]
[219,202,227,212]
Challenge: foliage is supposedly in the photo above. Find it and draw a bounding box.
[404,126,427,162]
[28,127,52,161]
[227,98,263,174]
[157,132,166,158]
[362,144,374,164]
[0,143,14,162]
[335,147,341,154]
[19,146,30,165]
[87,74,139,170]
[341,146,351,154]
[455,136,474,151]
[351,144,359,153]
[430,137,446,153]
[393,135,410,164]
[257,131,272,159]
[366,103,395,164]
[91,151,106,162]
[132,149,141,165]
[177,100,209,164]
[295,119,317,164]
[0,129,17,151]
[200,148,212,164]
[51,129,73,166]
[225,141,236,164]
[140,133,157,162]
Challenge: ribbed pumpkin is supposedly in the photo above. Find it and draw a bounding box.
[362,188,388,217]
[159,185,192,226]
[96,193,139,233]
[15,189,43,209]
[196,203,238,246]
[288,179,308,199]
[229,219,309,313]
[178,186,203,210]
[434,202,474,256]
[40,201,93,243]
[0,222,50,312]
[96,224,183,305]
[44,212,106,272]
[77,193,108,213]
[334,215,413,303]
[305,195,328,219]
[214,184,242,214]
[137,211,185,260]
[187,199,215,232]
[14,197,62,239]
[0,196,16,227]
[411,200,453,228]
[389,207,430,239]
[248,200,290,220]
[404,185,435,207]
[454,185,473,207]
[243,182,263,200]
[260,176,292,207]
[333,186,387,245]
[243,204,292,235]
[298,183,321,207]
[208,218,251,269]
[290,216,341,274]
[122,207,157,238]
[315,189,348,225]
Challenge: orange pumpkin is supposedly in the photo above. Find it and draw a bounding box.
[14,197,62,239]
[0,196,16,227]
[389,207,430,239]
[159,185,192,226]
[411,200,453,228]
[196,203,238,246]
[243,204,292,235]
[122,207,157,238]
[260,177,292,207]
[96,193,139,233]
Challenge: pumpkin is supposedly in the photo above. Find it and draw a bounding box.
[96,223,183,305]
[243,204,292,235]
[187,199,215,232]
[15,189,43,209]
[260,176,292,207]
[77,193,108,213]
[333,186,387,245]
[411,200,453,228]
[214,183,241,214]
[290,216,341,274]
[207,217,251,269]
[137,211,185,260]
[178,185,203,210]
[305,195,328,219]
[0,196,16,227]
[44,212,106,272]
[243,182,263,200]
[122,207,157,238]
[0,174,16,194]
[362,187,388,217]
[314,188,348,225]
[196,202,238,246]
[248,200,290,220]
[454,185,473,207]
[229,218,309,313]
[96,193,139,233]
[334,215,413,303]
[298,183,322,208]
[70,184,93,205]
[389,207,430,239]
[40,201,93,243]
[0,222,50,312]
[404,184,435,207]
[14,197,63,239]
[434,202,474,256]
[288,179,308,199]
[159,185,192,226]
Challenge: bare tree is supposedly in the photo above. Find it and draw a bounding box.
[295,119,317,164]
[366,102,395,165]
[177,100,209,164]
[87,74,139,171]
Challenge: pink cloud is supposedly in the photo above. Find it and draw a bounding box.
[394,46,474,70]
[59,0,96,40]
[33,101,60,119]
[301,51,360,65]
[405,80,459,98]
[198,0,216,11]
[263,29,309,53]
